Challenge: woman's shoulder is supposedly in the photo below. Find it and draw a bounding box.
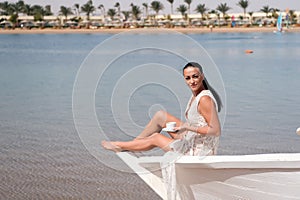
[196,90,218,109]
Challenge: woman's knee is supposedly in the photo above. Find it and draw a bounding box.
[153,110,167,123]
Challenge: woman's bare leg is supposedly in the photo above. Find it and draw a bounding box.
[135,110,183,140]
[102,133,173,152]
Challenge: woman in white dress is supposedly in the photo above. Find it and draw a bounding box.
[101,62,222,155]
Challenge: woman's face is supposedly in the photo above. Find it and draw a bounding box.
[183,67,204,94]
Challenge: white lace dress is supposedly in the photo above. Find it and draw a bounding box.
[162,90,220,200]
[169,90,219,156]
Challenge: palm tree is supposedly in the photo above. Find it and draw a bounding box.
[216,3,231,20]
[142,3,148,19]
[288,10,295,24]
[0,1,10,15]
[8,1,25,25]
[98,4,105,18]
[31,5,46,21]
[131,5,141,20]
[107,8,116,20]
[271,8,279,19]
[195,4,208,20]
[23,4,32,15]
[10,1,25,15]
[15,0,25,15]
[237,0,248,18]
[44,5,52,16]
[177,4,187,17]
[150,1,163,25]
[166,0,174,14]
[151,1,164,16]
[184,0,192,14]
[260,5,272,18]
[122,11,130,21]
[81,0,95,20]
[60,6,73,20]
[74,3,80,17]
[114,2,121,20]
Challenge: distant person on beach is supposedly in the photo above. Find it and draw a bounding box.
[102,62,222,156]
[231,15,236,28]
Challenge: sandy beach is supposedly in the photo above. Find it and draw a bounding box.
[1,26,300,34]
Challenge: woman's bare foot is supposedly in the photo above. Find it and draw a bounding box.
[101,140,122,152]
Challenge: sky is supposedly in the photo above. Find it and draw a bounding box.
[6,0,300,16]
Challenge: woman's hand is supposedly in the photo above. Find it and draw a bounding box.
[174,122,190,134]
[175,123,202,135]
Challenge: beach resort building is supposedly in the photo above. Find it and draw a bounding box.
[1,11,300,29]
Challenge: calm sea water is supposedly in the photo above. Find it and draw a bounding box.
[1,31,300,199]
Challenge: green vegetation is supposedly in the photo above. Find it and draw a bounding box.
[237,0,249,18]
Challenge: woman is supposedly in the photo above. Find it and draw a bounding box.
[102,62,222,156]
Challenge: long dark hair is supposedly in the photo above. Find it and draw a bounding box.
[183,62,222,112]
